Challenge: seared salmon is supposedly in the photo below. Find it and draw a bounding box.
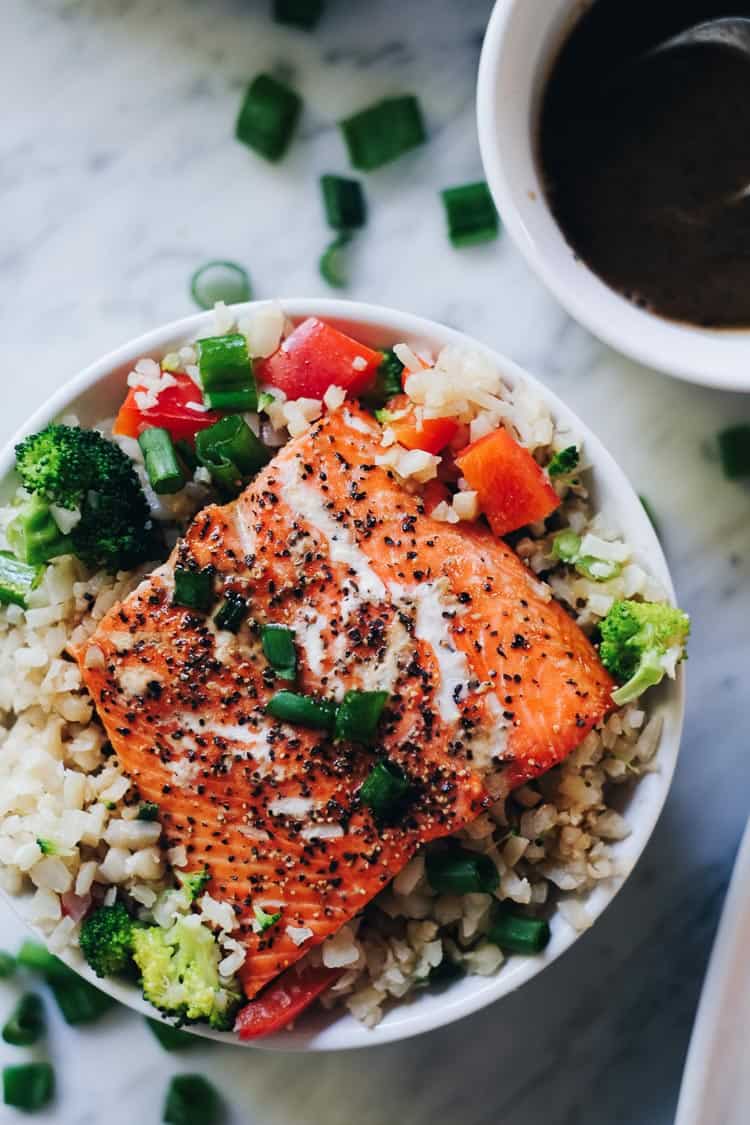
[78,404,614,997]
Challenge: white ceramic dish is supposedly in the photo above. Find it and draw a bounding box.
[477,0,750,392]
[0,298,685,1050]
[675,820,750,1125]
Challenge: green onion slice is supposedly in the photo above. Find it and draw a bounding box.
[425,846,499,895]
[574,556,622,582]
[173,566,214,613]
[266,690,337,731]
[195,415,269,496]
[138,427,186,495]
[235,73,302,163]
[163,1073,222,1125]
[174,439,199,474]
[487,906,551,955]
[551,530,582,564]
[0,551,41,608]
[2,993,45,1047]
[339,95,426,171]
[214,592,248,634]
[49,975,115,1026]
[146,1017,197,1051]
[319,233,351,289]
[15,941,69,983]
[360,760,410,820]
[362,350,405,410]
[335,690,388,744]
[718,423,750,479]
[547,445,580,479]
[197,333,257,412]
[137,802,159,822]
[273,0,324,29]
[0,952,15,978]
[3,1062,54,1112]
[261,624,297,680]
[190,261,251,311]
[320,174,366,230]
[441,181,499,248]
[253,904,281,932]
[6,496,72,568]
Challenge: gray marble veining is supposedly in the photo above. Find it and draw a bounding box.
[2,0,749,1121]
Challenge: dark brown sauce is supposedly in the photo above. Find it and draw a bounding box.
[539,2,750,328]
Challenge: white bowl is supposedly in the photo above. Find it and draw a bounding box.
[477,0,750,392]
[0,299,685,1050]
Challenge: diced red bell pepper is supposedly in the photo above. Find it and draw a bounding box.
[387,394,459,454]
[234,964,342,1040]
[455,426,560,537]
[113,372,221,443]
[255,318,381,401]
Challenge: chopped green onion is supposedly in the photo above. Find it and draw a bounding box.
[363,350,405,410]
[2,993,45,1047]
[253,904,281,933]
[3,1063,54,1113]
[257,391,276,413]
[273,0,324,29]
[552,530,581,564]
[190,261,252,311]
[639,495,659,534]
[547,445,580,479]
[441,181,499,248]
[340,95,426,171]
[214,592,248,634]
[16,942,70,983]
[335,690,389,744]
[146,1017,197,1051]
[718,423,750,479]
[319,234,351,289]
[137,802,159,822]
[261,624,297,680]
[235,73,302,163]
[197,333,257,412]
[320,174,366,230]
[49,975,115,1025]
[266,690,337,731]
[163,1074,222,1125]
[360,760,410,820]
[487,906,551,955]
[36,838,57,856]
[425,846,499,895]
[6,496,72,567]
[173,565,214,613]
[174,439,199,474]
[177,867,210,902]
[574,556,622,582]
[0,952,15,978]
[0,551,41,608]
[138,427,186,495]
[195,415,269,496]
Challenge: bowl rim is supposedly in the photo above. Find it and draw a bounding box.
[476,0,750,393]
[0,297,685,1051]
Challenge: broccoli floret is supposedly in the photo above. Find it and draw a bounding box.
[7,495,73,566]
[177,867,210,902]
[13,424,160,571]
[132,915,241,1030]
[79,902,136,978]
[599,599,690,705]
[547,445,580,479]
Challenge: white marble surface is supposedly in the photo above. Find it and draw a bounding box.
[2,0,749,1121]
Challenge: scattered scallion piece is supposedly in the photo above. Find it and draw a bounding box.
[190,261,252,311]
[2,994,45,1047]
[253,904,281,933]
[146,1017,197,1051]
[273,0,324,29]
[235,73,302,163]
[441,181,499,248]
[340,95,426,171]
[3,1063,54,1113]
[214,592,248,634]
[137,802,159,822]
[163,1074,222,1125]
[718,423,750,479]
[49,974,115,1026]
[0,551,41,609]
[266,690,337,731]
[36,838,57,856]
[177,867,210,902]
[335,690,389,744]
[551,531,621,582]
[425,846,499,895]
[487,907,551,955]
[363,349,405,410]
[173,566,214,613]
[0,952,15,978]
[360,760,410,821]
[195,415,269,496]
[15,942,70,983]
[319,234,351,289]
[6,496,72,567]
[174,439,199,474]
[547,445,580,479]
[261,624,297,680]
[320,174,366,230]
[198,333,257,413]
[138,428,186,495]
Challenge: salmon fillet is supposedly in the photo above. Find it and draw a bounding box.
[78,405,614,998]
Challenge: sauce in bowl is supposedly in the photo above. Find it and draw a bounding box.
[539,1,750,328]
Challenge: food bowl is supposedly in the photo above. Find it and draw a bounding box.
[477,0,750,392]
[0,299,685,1050]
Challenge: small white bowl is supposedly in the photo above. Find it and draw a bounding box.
[477,0,750,392]
[0,299,684,1050]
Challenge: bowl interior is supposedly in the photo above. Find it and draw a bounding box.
[0,299,685,1050]
[477,0,750,392]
